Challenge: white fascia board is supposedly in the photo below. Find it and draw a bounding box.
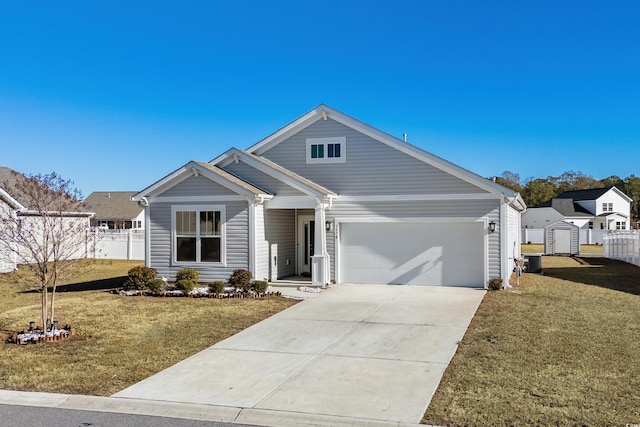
[131,165,194,201]
[216,148,332,199]
[333,216,484,224]
[265,196,318,209]
[609,187,633,203]
[338,193,500,202]
[264,104,517,199]
[0,187,26,210]
[18,210,95,218]
[330,109,513,197]
[132,161,267,202]
[247,107,325,155]
[506,193,527,211]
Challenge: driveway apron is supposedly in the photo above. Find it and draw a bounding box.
[113,284,485,425]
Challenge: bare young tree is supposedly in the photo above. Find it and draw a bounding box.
[0,170,96,332]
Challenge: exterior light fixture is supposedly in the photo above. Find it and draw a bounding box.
[488,221,496,233]
[325,221,332,231]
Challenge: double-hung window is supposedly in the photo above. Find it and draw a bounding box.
[602,202,613,212]
[306,137,346,164]
[173,205,224,264]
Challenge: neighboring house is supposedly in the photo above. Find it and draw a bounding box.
[0,166,94,273]
[522,187,632,231]
[132,105,526,288]
[84,191,144,230]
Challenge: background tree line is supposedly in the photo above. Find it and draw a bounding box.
[494,170,640,224]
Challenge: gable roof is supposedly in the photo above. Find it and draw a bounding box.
[84,191,143,220]
[0,166,92,216]
[132,161,273,201]
[536,198,593,217]
[0,166,29,209]
[554,186,632,203]
[213,148,337,199]
[555,187,611,201]
[243,104,526,210]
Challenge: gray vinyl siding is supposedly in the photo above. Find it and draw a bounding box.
[223,162,305,196]
[264,209,296,279]
[148,200,250,282]
[159,174,238,197]
[327,199,501,282]
[260,118,487,196]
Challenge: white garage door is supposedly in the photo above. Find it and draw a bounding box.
[339,222,484,287]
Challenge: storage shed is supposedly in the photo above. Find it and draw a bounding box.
[544,221,580,255]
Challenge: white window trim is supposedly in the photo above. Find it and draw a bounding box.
[306,137,346,164]
[171,204,226,266]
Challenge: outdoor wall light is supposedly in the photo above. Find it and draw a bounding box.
[488,221,497,233]
[325,221,333,231]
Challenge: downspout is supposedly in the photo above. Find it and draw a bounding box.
[144,201,151,267]
[499,196,509,287]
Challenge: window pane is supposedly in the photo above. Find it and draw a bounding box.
[176,211,196,235]
[328,143,341,158]
[199,211,221,236]
[317,144,324,158]
[311,144,318,158]
[177,237,196,261]
[201,237,221,262]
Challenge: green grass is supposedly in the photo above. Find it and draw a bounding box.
[522,243,603,255]
[0,259,298,396]
[423,256,640,426]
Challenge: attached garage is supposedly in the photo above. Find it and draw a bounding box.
[338,222,485,287]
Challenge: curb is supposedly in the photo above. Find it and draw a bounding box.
[0,390,429,427]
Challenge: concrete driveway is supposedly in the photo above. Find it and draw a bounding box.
[113,284,485,426]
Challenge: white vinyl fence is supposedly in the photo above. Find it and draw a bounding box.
[92,230,145,261]
[522,228,607,245]
[603,231,640,267]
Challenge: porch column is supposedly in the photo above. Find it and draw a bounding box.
[311,203,329,285]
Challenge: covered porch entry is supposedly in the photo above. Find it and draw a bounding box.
[261,204,331,286]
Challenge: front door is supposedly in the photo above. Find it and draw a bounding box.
[297,215,315,275]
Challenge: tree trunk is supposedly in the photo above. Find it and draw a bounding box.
[41,286,47,332]
[49,269,58,327]
[49,287,55,328]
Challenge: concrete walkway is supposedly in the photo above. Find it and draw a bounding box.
[112,284,485,426]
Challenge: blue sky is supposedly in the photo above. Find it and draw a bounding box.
[1,1,638,197]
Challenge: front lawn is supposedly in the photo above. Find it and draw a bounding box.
[423,256,640,426]
[522,243,603,255]
[0,260,298,396]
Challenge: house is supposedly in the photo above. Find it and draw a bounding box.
[522,187,632,231]
[132,105,526,288]
[0,166,94,273]
[84,191,145,231]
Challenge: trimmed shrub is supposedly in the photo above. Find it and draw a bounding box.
[228,269,252,290]
[209,281,226,294]
[176,268,200,283]
[175,279,195,294]
[146,278,167,295]
[124,266,157,290]
[487,277,503,291]
[252,280,268,294]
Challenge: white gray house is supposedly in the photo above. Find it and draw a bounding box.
[522,187,632,231]
[132,105,526,288]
